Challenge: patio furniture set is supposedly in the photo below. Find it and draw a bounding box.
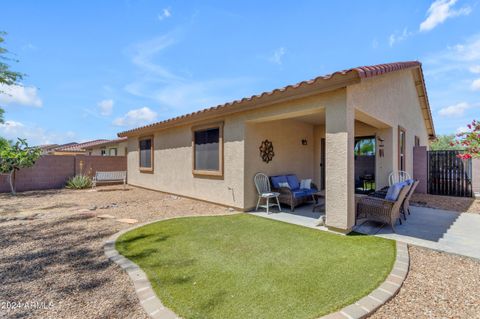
[254,170,419,233]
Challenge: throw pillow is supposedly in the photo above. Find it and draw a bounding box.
[300,179,312,189]
[278,182,290,189]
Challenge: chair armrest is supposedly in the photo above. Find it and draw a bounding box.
[310,182,318,191]
[273,187,293,196]
[360,196,395,207]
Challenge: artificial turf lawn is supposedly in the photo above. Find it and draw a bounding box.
[116,214,395,319]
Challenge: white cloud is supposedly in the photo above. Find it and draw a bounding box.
[113,107,158,127]
[420,0,471,32]
[0,84,43,107]
[424,34,480,76]
[97,99,114,116]
[268,47,286,65]
[471,78,480,91]
[469,65,480,74]
[0,120,76,145]
[124,34,257,116]
[438,102,470,117]
[389,28,412,47]
[158,8,171,21]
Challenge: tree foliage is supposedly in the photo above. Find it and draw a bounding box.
[0,138,41,194]
[0,31,25,124]
[454,120,480,160]
[429,134,464,151]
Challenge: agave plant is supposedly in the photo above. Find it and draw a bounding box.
[66,174,92,189]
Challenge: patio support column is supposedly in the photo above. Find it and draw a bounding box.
[325,101,355,233]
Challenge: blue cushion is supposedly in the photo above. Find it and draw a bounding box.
[292,189,307,198]
[385,182,405,201]
[302,188,316,196]
[286,174,300,189]
[405,179,414,185]
[271,175,287,188]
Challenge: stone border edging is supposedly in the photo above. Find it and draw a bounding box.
[105,218,409,319]
[104,218,181,319]
[320,241,409,319]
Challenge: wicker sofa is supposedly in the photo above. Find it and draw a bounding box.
[270,174,318,211]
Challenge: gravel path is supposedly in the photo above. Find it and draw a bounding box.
[412,193,480,214]
[1,186,479,318]
[0,186,229,319]
[371,245,480,319]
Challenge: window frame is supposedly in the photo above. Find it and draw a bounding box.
[398,126,406,171]
[138,135,154,173]
[191,122,224,177]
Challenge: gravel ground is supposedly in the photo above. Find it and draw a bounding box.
[1,186,479,318]
[0,186,229,319]
[371,245,480,319]
[411,193,480,214]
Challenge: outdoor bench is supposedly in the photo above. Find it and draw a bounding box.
[92,171,127,189]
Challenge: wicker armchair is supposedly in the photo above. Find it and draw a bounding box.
[403,180,419,216]
[357,184,411,232]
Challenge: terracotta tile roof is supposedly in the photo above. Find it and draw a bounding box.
[83,137,127,149]
[118,61,430,137]
[56,139,109,152]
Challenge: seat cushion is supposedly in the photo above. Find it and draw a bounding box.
[385,182,405,201]
[286,174,300,189]
[271,175,287,188]
[302,188,316,196]
[292,189,307,198]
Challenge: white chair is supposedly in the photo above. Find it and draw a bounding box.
[388,171,411,186]
[254,173,281,214]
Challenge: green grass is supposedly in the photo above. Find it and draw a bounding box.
[116,214,395,319]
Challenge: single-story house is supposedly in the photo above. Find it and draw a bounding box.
[118,61,435,233]
[84,137,128,156]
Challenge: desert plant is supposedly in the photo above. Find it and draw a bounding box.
[66,174,92,189]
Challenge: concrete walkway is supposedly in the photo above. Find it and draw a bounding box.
[356,206,480,260]
[250,204,480,260]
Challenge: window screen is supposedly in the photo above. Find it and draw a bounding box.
[194,128,219,171]
[139,139,152,168]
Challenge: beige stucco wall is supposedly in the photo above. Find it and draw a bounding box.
[244,119,315,209]
[127,117,245,208]
[348,69,430,187]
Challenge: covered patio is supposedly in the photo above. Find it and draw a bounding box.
[245,103,395,233]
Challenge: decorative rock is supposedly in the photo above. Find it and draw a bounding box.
[116,218,138,224]
[89,205,97,211]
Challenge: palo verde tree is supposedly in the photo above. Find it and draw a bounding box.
[0,138,41,195]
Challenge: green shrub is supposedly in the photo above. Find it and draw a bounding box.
[66,174,92,189]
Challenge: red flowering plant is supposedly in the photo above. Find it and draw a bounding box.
[453,120,480,160]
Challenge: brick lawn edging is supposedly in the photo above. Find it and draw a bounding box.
[320,241,410,319]
[105,218,409,319]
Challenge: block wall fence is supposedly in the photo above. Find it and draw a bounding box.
[0,155,126,193]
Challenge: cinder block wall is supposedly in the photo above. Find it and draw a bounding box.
[473,158,480,195]
[413,146,428,193]
[0,155,126,193]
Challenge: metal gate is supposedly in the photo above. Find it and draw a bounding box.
[428,150,472,197]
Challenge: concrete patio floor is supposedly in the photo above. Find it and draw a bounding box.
[250,202,480,260]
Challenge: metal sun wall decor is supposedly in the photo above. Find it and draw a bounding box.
[259,139,274,163]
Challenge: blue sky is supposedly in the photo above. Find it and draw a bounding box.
[1,0,479,145]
